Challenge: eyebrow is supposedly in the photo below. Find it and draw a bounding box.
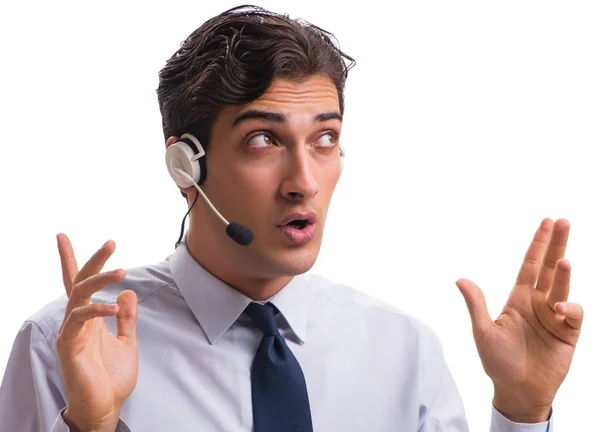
[232,109,342,126]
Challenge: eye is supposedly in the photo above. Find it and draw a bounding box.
[247,132,275,148]
[315,132,338,148]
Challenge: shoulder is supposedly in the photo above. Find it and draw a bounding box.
[306,272,428,326]
[23,257,177,343]
[305,272,442,349]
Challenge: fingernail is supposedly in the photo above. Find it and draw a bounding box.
[555,302,567,314]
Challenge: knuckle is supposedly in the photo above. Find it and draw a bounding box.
[68,306,82,320]
[71,274,101,298]
[70,280,87,298]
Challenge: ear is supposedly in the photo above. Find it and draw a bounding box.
[166,136,179,148]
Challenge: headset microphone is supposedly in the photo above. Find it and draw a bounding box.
[166,133,254,247]
[172,167,254,246]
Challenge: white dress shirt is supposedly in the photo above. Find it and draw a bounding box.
[0,234,552,431]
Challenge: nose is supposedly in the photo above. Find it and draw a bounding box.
[280,150,319,202]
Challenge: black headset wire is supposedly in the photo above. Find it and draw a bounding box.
[175,188,199,249]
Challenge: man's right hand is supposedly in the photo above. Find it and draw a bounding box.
[56,234,139,432]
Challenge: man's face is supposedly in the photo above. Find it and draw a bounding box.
[180,74,343,279]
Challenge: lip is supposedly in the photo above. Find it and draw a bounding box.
[277,211,318,226]
[278,223,316,245]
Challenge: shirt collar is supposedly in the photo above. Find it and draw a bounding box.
[169,233,309,345]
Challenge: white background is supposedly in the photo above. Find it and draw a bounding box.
[1,0,598,429]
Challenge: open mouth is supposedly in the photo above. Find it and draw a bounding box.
[277,215,316,244]
[286,219,309,230]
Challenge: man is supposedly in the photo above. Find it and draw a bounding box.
[0,5,583,431]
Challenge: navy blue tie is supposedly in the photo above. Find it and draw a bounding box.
[245,302,313,432]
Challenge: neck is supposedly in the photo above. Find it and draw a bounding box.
[185,224,293,301]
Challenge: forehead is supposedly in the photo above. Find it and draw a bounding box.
[251,75,339,110]
[222,74,341,123]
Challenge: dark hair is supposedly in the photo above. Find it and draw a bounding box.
[156,4,355,150]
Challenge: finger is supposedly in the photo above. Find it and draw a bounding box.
[554,301,584,330]
[116,290,138,345]
[74,240,118,286]
[535,219,570,293]
[456,278,493,336]
[515,218,554,288]
[66,269,126,314]
[57,233,79,297]
[59,303,119,341]
[547,259,570,310]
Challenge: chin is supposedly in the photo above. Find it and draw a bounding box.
[282,255,318,275]
[260,244,321,277]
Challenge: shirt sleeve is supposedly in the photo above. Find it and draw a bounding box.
[0,320,132,432]
[417,328,471,431]
[0,319,67,431]
[490,405,552,432]
[52,407,132,432]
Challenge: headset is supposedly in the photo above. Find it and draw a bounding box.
[165,133,345,248]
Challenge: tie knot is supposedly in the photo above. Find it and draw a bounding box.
[245,302,280,336]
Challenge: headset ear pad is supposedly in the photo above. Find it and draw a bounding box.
[165,133,207,189]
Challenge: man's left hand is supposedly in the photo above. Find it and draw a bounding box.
[456,218,583,422]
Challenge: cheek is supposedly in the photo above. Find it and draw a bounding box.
[321,167,341,195]
[233,169,279,201]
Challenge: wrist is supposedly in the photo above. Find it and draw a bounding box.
[492,391,552,423]
[63,406,120,432]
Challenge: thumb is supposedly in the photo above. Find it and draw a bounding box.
[455,278,492,336]
[116,290,138,345]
